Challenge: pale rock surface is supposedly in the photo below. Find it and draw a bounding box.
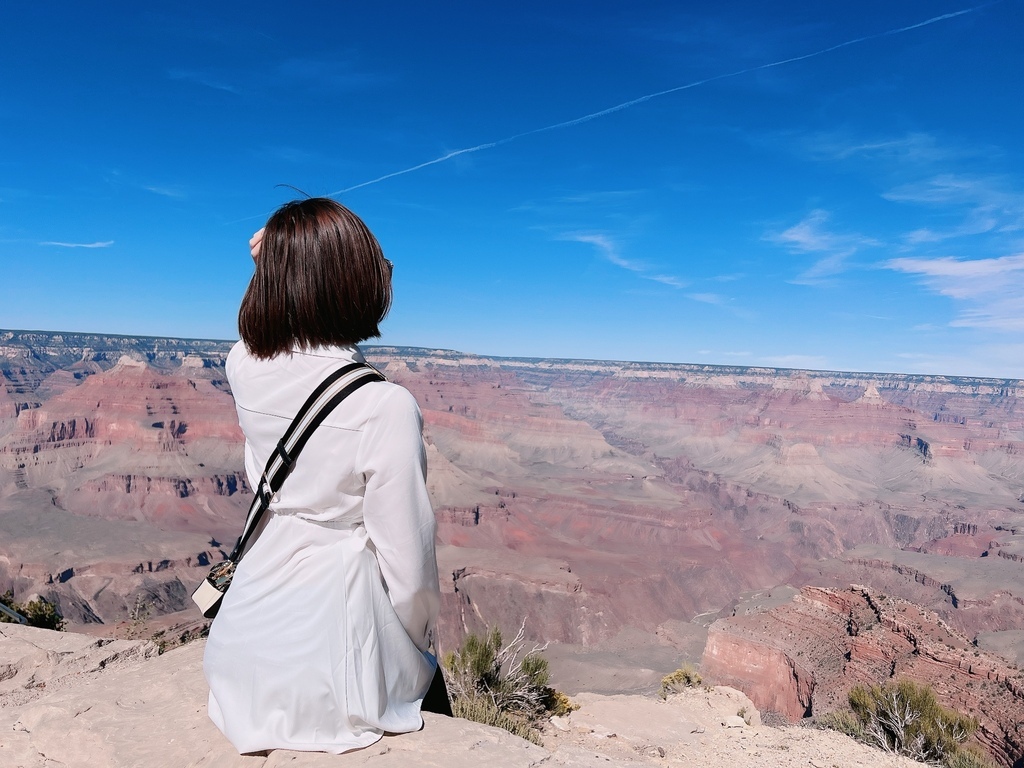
[0,624,160,708]
[0,625,925,768]
[541,688,925,767]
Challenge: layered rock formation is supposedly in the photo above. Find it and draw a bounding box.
[702,586,1024,767]
[367,344,1024,667]
[2,331,1023,627]
[0,332,242,624]
[1,329,1023,764]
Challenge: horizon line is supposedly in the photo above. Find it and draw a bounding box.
[1,326,1020,384]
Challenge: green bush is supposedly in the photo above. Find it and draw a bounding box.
[944,747,998,768]
[816,709,863,739]
[660,664,703,698]
[0,591,66,631]
[828,679,993,768]
[451,695,543,745]
[443,621,576,742]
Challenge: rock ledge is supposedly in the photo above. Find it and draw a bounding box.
[0,625,924,767]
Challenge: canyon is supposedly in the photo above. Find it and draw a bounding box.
[1,329,1022,764]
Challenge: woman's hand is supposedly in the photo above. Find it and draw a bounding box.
[249,227,265,262]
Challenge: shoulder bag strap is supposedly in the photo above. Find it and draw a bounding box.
[227,362,385,562]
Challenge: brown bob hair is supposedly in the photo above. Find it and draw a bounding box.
[239,198,392,358]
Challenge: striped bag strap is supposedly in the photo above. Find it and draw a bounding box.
[227,362,385,562]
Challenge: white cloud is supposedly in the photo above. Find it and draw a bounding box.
[904,215,998,244]
[884,174,1024,243]
[887,253,1024,282]
[889,344,1024,379]
[885,252,1024,331]
[801,131,966,166]
[559,232,686,288]
[39,240,114,248]
[766,210,878,283]
[650,274,687,288]
[885,174,996,205]
[563,233,644,272]
[684,291,754,319]
[770,210,839,253]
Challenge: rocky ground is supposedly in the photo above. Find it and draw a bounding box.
[0,623,925,768]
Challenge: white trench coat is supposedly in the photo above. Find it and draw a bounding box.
[204,342,441,754]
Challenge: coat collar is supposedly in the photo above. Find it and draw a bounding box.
[288,344,365,364]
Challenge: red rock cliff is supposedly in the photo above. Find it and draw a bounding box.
[702,586,1024,767]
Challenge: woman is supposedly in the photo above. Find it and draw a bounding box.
[203,198,441,754]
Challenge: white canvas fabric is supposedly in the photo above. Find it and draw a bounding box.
[203,342,441,754]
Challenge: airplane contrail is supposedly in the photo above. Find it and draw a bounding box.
[328,3,995,197]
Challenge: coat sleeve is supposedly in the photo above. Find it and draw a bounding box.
[356,384,441,652]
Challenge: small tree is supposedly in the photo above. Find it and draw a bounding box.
[844,680,988,767]
[443,619,575,743]
[444,621,550,720]
[0,591,66,631]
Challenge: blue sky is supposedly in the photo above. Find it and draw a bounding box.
[2,1,1022,377]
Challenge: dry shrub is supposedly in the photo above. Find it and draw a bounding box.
[451,695,543,745]
[660,664,703,698]
[544,689,579,717]
[820,679,996,768]
[817,709,863,739]
[443,620,576,742]
[943,747,999,768]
